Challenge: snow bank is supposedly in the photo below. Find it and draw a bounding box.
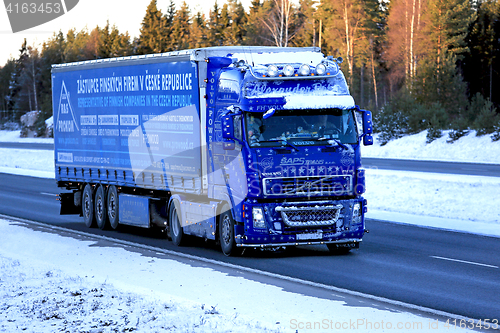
[362,130,500,164]
[365,169,500,232]
[0,130,54,144]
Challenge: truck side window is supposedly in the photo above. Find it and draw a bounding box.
[234,115,243,142]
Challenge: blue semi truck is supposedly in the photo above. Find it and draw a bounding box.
[52,46,373,256]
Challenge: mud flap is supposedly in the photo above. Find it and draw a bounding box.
[59,192,81,215]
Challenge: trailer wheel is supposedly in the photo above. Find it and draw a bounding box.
[219,204,241,256]
[95,185,109,230]
[107,185,119,230]
[82,184,95,228]
[169,200,184,246]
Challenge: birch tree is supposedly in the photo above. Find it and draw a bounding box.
[321,0,370,87]
[261,0,295,47]
[385,0,426,89]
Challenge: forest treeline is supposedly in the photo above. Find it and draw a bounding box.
[0,0,499,142]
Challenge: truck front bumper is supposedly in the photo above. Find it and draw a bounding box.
[235,237,361,248]
[237,198,366,247]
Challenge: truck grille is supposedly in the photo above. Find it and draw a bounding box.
[276,204,344,227]
[263,175,352,196]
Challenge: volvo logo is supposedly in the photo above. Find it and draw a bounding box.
[304,181,313,189]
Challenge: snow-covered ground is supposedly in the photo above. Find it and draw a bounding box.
[361,129,500,164]
[0,129,497,332]
[2,219,472,333]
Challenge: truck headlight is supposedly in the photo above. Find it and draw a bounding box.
[252,207,266,229]
[352,203,362,225]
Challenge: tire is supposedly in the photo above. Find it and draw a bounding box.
[327,243,352,255]
[82,184,95,228]
[107,185,119,230]
[95,185,109,230]
[219,204,241,256]
[169,200,184,246]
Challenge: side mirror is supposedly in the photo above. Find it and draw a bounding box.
[362,110,373,146]
[363,135,373,146]
[356,106,374,146]
[362,110,373,135]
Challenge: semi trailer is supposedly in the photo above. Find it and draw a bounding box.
[52,46,373,256]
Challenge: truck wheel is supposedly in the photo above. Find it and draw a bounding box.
[219,204,241,256]
[169,200,184,246]
[327,243,351,255]
[95,185,109,230]
[82,184,95,228]
[107,185,119,230]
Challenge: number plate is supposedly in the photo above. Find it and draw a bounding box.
[296,232,323,240]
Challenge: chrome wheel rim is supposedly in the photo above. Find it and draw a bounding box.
[222,215,231,245]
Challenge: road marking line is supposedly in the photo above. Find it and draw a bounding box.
[40,192,58,197]
[431,255,498,269]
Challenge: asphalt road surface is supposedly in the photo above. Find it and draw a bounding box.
[1,172,498,322]
[363,157,500,177]
[0,142,54,150]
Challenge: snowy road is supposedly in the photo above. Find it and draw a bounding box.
[1,172,499,322]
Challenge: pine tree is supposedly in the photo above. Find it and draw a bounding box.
[189,12,208,48]
[109,26,133,57]
[171,2,191,50]
[207,2,223,46]
[320,0,372,87]
[291,0,316,48]
[243,0,269,45]
[0,59,15,119]
[164,0,177,51]
[462,0,500,106]
[64,28,92,62]
[424,0,474,70]
[8,40,29,122]
[137,0,167,54]
[39,31,66,129]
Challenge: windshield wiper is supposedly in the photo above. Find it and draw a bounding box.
[263,138,300,151]
[317,137,350,151]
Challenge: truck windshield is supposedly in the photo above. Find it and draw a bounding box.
[245,109,358,147]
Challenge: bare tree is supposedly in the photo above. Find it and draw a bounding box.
[386,0,425,88]
[261,0,294,46]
